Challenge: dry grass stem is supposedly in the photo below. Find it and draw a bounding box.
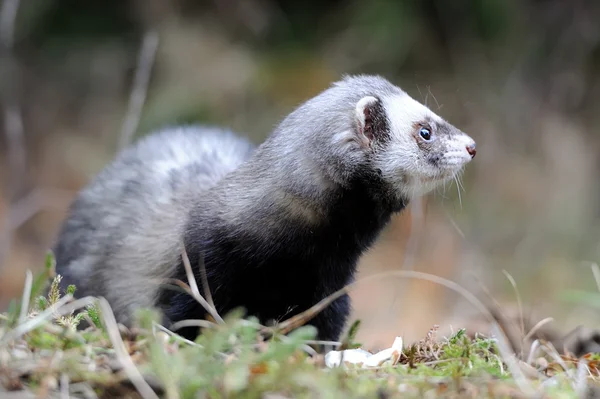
[17,270,32,325]
[574,358,590,396]
[60,373,69,399]
[0,0,24,269]
[8,188,74,231]
[490,323,536,397]
[179,243,224,324]
[0,0,20,47]
[502,270,525,339]
[277,270,501,337]
[169,319,218,332]
[118,30,159,150]
[526,339,541,365]
[196,255,217,317]
[152,322,203,348]
[472,275,524,355]
[540,342,570,376]
[590,262,600,292]
[97,297,160,399]
[0,0,25,179]
[523,317,554,343]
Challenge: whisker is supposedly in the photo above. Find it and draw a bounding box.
[427,85,442,110]
[416,83,424,102]
[454,175,463,209]
[456,173,464,191]
[458,170,466,193]
[433,183,448,201]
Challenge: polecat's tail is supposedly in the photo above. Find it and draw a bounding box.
[52,124,255,323]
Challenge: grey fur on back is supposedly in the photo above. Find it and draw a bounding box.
[53,125,255,323]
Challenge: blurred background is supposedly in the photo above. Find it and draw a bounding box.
[1,0,600,349]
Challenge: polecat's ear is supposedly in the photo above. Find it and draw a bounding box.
[355,96,381,146]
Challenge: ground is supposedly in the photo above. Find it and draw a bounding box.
[1,255,600,399]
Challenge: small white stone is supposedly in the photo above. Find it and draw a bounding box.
[391,336,403,352]
[364,348,395,367]
[325,336,404,369]
[325,337,403,368]
[324,348,371,368]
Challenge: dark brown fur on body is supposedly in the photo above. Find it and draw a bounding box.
[162,168,404,340]
[52,75,476,342]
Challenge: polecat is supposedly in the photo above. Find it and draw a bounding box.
[52,75,476,341]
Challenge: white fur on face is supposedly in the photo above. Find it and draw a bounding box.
[375,93,476,199]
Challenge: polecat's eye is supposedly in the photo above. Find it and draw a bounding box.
[419,127,432,141]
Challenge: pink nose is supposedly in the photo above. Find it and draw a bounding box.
[466,143,476,159]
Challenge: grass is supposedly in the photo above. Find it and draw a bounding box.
[1,255,600,398]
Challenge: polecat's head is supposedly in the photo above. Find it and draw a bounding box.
[354,90,476,199]
[306,75,476,203]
